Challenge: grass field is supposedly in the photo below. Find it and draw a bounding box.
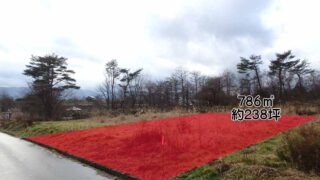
[26,113,316,180]
[1,110,319,179]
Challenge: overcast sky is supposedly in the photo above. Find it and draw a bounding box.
[0,0,319,89]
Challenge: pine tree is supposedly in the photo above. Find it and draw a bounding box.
[23,54,79,119]
[269,50,299,100]
[237,55,263,93]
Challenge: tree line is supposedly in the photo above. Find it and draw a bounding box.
[1,50,319,120]
[97,50,320,111]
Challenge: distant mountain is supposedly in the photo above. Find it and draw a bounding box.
[69,89,97,98]
[0,87,97,99]
[0,87,28,98]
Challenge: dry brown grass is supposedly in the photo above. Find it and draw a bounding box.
[88,108,192,126]
[280,103,320,115]
[0,109,192,137]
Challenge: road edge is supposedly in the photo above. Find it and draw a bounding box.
[23,137,140,180]
[0,130,139,180]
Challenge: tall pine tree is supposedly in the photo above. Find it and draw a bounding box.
[23,54,79,119]
[269,50,299,101]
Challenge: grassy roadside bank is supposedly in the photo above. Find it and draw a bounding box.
[176,117,320,180]
[0,110,190,137]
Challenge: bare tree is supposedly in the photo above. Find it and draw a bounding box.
[239,74,252,95]
[99,59,120,109]
[221,70,237,96]
[131,73,145,108]
[98,79,111,108]
[307,70,320,99]
[172,67,189,106]
[0,92,15,112]
[190,71,201,95]
[196,76,226,106]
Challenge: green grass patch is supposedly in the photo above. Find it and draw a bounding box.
[0,119,107,137]
[175,165,218,180]
[177,117,320,179]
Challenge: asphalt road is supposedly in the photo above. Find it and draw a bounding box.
[0,132,114,180]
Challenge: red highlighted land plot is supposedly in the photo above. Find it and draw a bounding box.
[27,113,316,180]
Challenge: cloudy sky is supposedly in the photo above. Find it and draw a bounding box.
[0,0,319,89]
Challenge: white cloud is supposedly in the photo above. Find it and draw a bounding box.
[264,0,320,66]
[0,0,319,89]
